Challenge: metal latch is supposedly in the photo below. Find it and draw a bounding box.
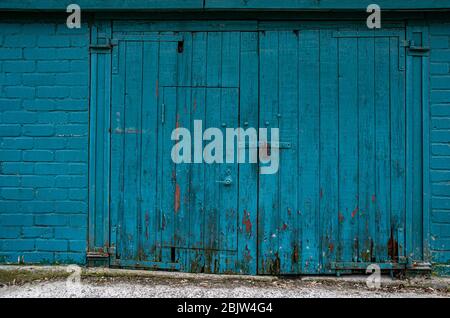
[216,175,233,186]
[86,252,109,259]
[238,141,292,149]
[89,39,116,52]
[402,40,430,57]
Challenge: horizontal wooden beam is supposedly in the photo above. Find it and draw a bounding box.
[1,0,450,11]
[204,0,450,10]
[0,0,205,11]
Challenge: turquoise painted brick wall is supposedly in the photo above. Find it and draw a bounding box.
[0,19,89,264]
[430,21,450,267]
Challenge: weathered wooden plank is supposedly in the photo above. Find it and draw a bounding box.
[188,87,206,271]
[96,48,108,251]
[206,32,222,87]
[390,36,407,262]
[2,0,450,10]
[160,87,177,263]
[157,39,179,262]
[113,21,258,33]
[177,33,193,86]
[122,41,143,260]
[205,0,450,10]
[357,37,376,263]
[298,30,320,274]
[278,31,299,274]
[203,88,221,272]
[319,29,339,273]
[258,31,280,275]
[110,41,127,262]
[221,32,240,88]
[218,88,239,272]
[89,23,111,254]
[0,0,204,10]
[406,28,425,261]
[88,29,99,253]
[159,38,178,87]
[237,32,258,275]
[192,32,207,87]
[374,37,392,262]
[337,37,359,264]
[174,87,191,252]
[140,41,159,261]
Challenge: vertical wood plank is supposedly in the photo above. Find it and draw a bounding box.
[221,32,240,87]
[159,36,178,87]
[174,88,192,252]
[258,31,280,274]
[160,87,177,262]
[158,40,179,263]
[219,35,240,273]
[206,32,222,87]
[218,88,239,273]
[192,32,207,87]
[374,38,391,262]
[278,31,299,274]
[411,31,424,261]
[237,32,258,275]
[140,41,159,261]
[298,30,320,274]
[122,41,143,260]
[110,41,126,262]
[358,37,376,262]
[319,29,339,273]
[204,88,221,272]
[88,20,99,255]
[95,50,106,250]
[188,87,206,271]
[178,33,193,86]
[337,37,359,263]
[390,36,406,262]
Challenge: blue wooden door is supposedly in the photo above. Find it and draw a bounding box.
[258,27,408,274]
[109,31,259,274]
[107,24,411,275]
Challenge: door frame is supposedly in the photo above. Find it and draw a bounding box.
[405,22,431,266]
[87,18,431,272]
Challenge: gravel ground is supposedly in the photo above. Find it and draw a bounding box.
[0,277,448,298]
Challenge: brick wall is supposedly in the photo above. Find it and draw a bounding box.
[0,19,89,264]
[430,21,450,265]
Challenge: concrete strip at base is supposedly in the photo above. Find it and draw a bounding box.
[0,265,277,283]
[301,275,450,291]
[0,265,449,291]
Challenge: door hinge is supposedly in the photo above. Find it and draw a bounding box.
[87,246,115,258]
[407,262,432,271]
[90,39,116,53]
[87,251,109,259]
[402,40,430,57]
